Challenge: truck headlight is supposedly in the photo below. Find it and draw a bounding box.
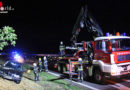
[111,64,120,76]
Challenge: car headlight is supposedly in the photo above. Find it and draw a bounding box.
[13,74,20,78]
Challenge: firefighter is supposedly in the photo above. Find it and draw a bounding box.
[78,58,83,82]
[59,41,65,56]
[33,63,39,81]
[44,56,48,72]
[38,57,42,72]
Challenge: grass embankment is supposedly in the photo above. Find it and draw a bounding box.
[24,64,81,90]
[0,58,83,90]
[0,77,43,90]
[24,71,81,90]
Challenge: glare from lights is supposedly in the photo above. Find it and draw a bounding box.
[13,52,24,63]
[106,32,110,36]
[14,54,20,60]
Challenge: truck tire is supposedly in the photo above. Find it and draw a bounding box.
[63,65,66,73]
[83,71,88,80]
[57,63,67,73]
[57,64,61,72]
[93,68,104,84]
[84,69,93,81]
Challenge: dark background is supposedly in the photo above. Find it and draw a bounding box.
[0,0,130,54]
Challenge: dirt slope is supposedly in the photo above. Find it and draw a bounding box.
[0,77,43,90]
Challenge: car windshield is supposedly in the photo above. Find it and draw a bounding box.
[4,61,22,71]
[110,38,130,51]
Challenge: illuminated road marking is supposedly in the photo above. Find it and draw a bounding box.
[48,71,130,90]
[48,71,99,90]
[107,79,130,90]
[67,79,100,90]
[110,85,120,89]
[122,79,130,83]
[48,71,60,77]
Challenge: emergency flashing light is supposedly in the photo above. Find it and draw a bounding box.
[122,32,126,36]
[116,32,120,36]
[13,52,24,63]
[14,54,20,60]
[106,32,110,36]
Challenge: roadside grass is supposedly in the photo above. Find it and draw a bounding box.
[39,72,81,90]
[24,68,81,90]
[0,58,85,90]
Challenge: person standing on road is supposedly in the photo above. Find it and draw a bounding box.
[38,57,42,72]
[33,63,39,82]
[44,56,48,72]
[78,58,83,82]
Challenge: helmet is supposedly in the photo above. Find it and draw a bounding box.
[78,58,82,61]
[44,56,46,60]
[60,41,63,45]
[39,58,41,61]
[33,63,37,66]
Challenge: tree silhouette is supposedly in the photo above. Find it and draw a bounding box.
[0,26,17,50]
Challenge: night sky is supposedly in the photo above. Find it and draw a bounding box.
[0,0,130,54]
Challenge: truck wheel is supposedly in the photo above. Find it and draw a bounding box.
[63,66,66,73]
[93,69,104,84]
[83,71,87,80]
[57,64,61,73]
[83,70,89,81]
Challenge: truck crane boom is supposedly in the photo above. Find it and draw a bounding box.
[71,5,103,44]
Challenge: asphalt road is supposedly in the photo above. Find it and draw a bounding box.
[48,71,130,90]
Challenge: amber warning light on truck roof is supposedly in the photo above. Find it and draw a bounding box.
[116,32,120,36]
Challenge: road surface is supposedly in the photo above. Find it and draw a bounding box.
[48,70,130,90]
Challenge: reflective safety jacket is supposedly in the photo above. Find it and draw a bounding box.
[78,64,83,71]
[59,45,65,51]
[33,66,39,73]
[44,60,48,66]
[39,60,42,66]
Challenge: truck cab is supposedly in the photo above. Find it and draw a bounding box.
[91,35,130,83]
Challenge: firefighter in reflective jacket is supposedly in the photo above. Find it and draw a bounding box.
[33,63,39,81]
[44,56,48,72]
[38,57,42,72]
[59,41,65,56]
[78,58,83,82]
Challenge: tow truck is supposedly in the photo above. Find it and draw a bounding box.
[48,4,130,84]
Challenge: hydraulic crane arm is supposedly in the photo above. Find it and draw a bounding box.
[71,5,103,44]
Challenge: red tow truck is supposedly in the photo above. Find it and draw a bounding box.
[49,34,130,83]
[48,4,130,84]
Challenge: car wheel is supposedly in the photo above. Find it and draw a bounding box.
[15,80,21,84]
